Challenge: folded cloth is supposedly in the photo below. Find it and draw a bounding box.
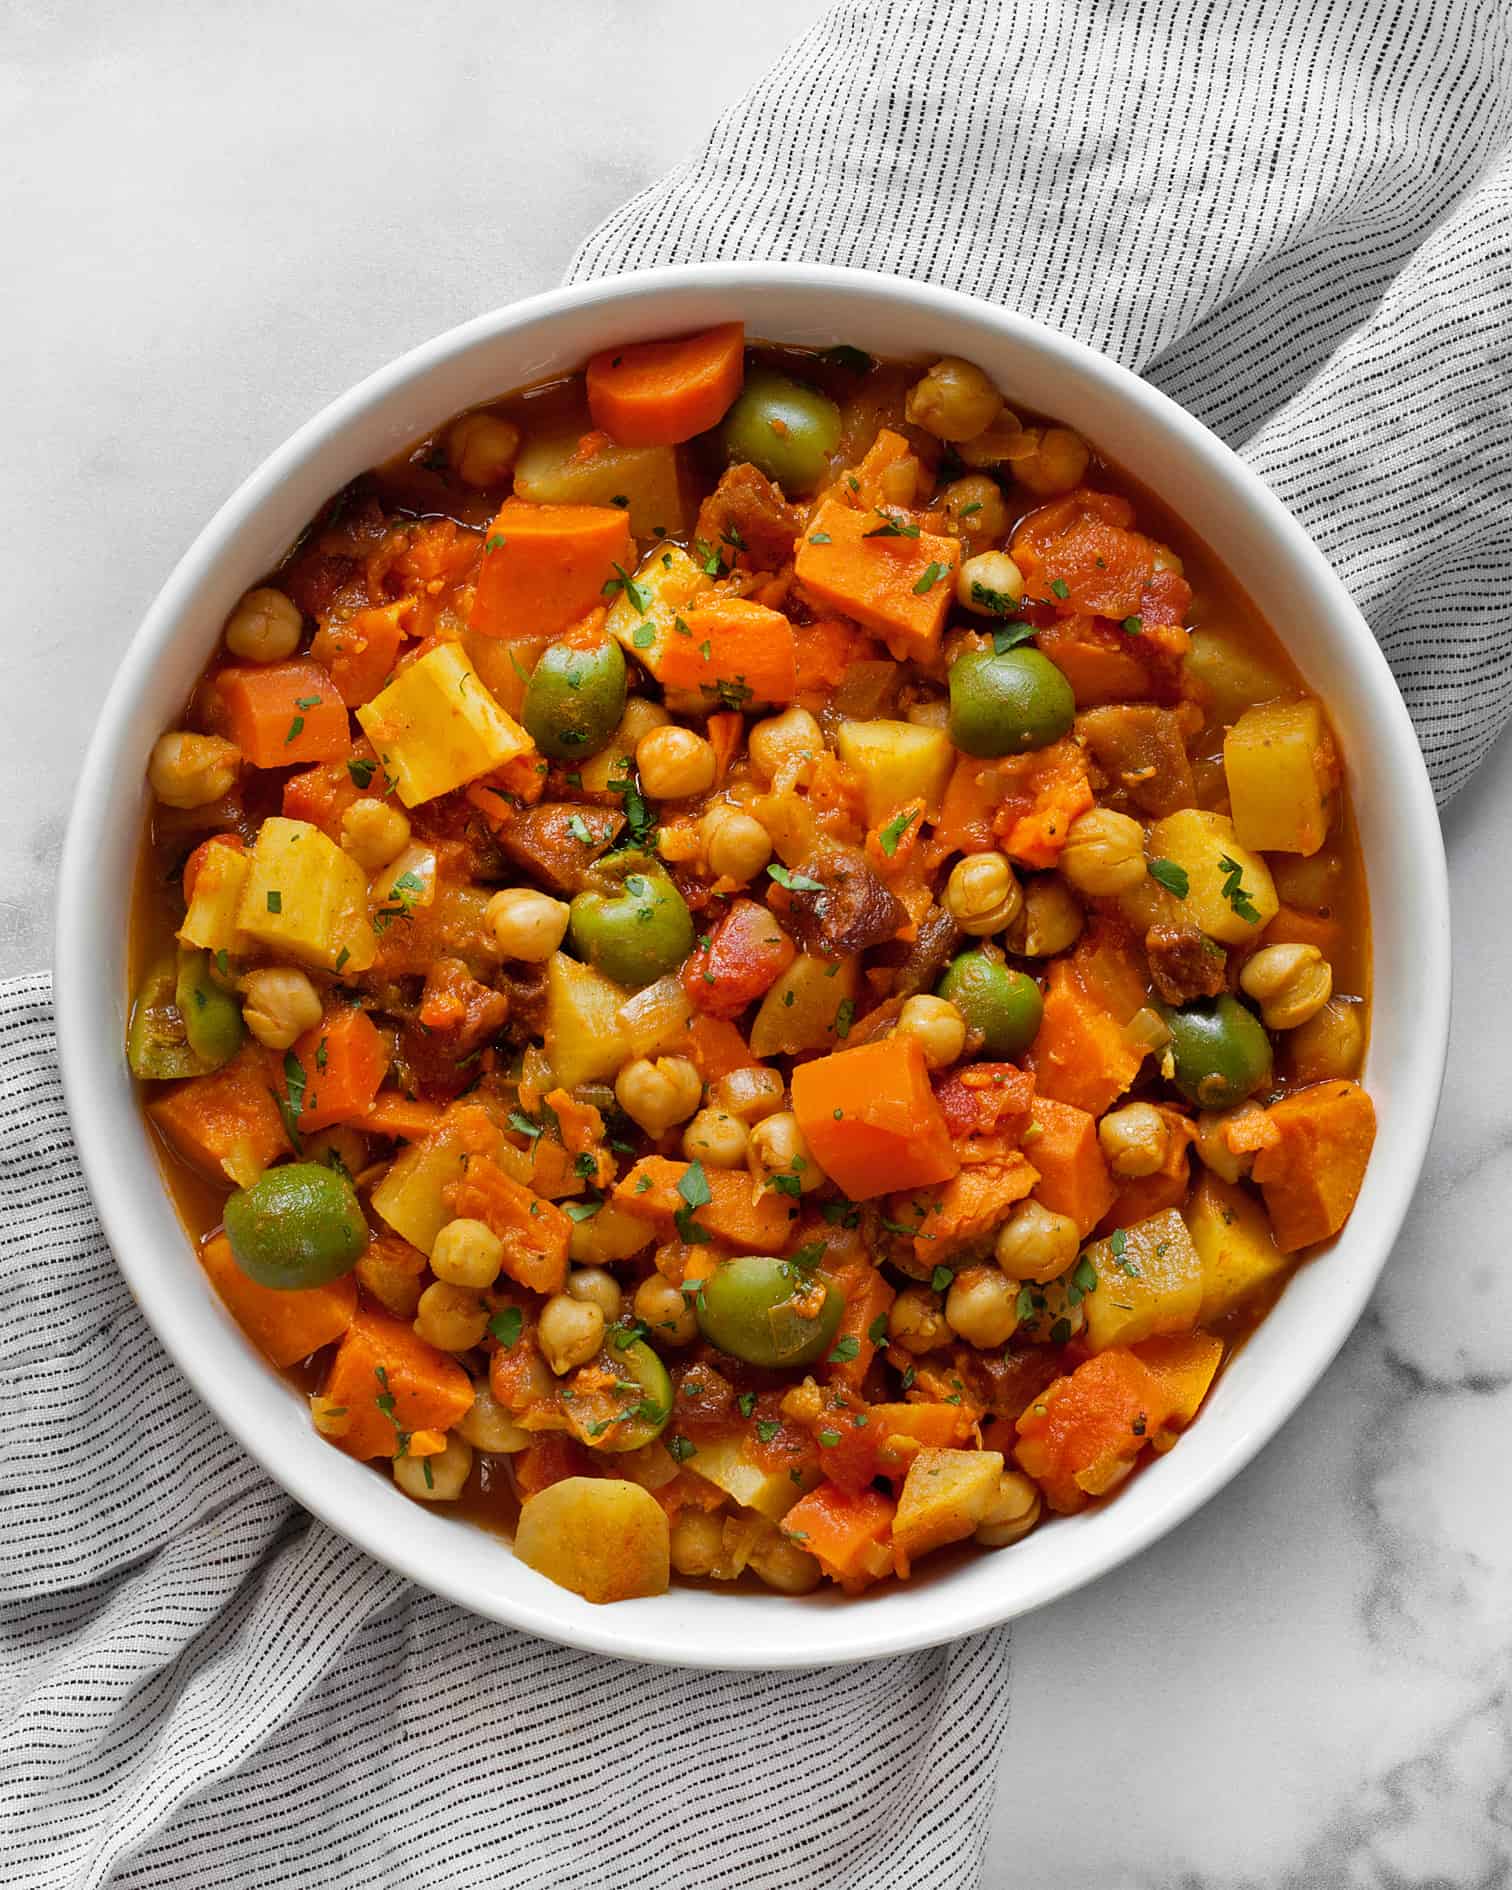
[0,977,1007,1889]
[570,0,1512,805]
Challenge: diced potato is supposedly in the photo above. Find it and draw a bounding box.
[235,817,376,973]
[835,719,954,829]
[356,643,533,807]
[1184,627,1289,728]
[569,1200,656,1265]
[748,954,859,1058]
[1145,808,1278,946]
[1184,1172,1288,1323]
[604,545,715,674]
[544,951,632,1089]
[1082,1206,1203,1352]
[177,844,250,958]
[1223,698,1334,856]
[577,696,670,794]
[687,1433,819,1521]
[893,1447,1004,1563]
[514,1477,670,1603]
[513,430,689,542]
[371,1112,504,1255]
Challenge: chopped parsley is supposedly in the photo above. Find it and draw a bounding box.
[833,998,855,1040]
[1121,615,1144,635]
[1218,853,1263,924]
[602,563,649,613]
[913,560,950,596]
[756,1419,782,1444]
[665,1434,697,1464]
[488,1307,523,1349]
[767,862,825,894]
[863,517,921,539]
[1147,858,1190,899]
[631,622,657,650]
[808,531,833,545]
[673,1159,712,1244]
[827,1336,860,1364]
[567,813,594,846]
[1048,577,1071,599]
[992,619,1038,652]
[930,1265,955,1294]
[879,807,918,857]
[266,889,282,914]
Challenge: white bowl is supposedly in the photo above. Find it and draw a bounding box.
[56,265,1450,1668]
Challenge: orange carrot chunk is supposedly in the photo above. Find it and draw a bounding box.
[277,1007,389,1134]
[793,501,958,659]
[656,597,798,707]
[1028,958,1144,1117]
[216,660,352,769]
[1024,1097,1116,1236]
[781,1482,896,1588]
[790,1035,958,1201]
[585,322,745,446]
[469,499,633,641]
[1014,1348,1177,1513]
[199,1232,355,1368]
[612,1156,799,1252]
[320,1303,473,1460]
[1251,1080,1377,1252]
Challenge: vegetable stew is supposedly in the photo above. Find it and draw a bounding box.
[130,328,1373,1604]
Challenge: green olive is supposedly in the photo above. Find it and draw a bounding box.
[696,1255,845,1369]
[948,646,1075,756]
[596,1339,673,1452]
[936,951,1043,1057]
[719,370,843,496]
[1162,995,1274,1109]
[569,850,694,988]
[175,950,243,1068]
[127,957,203,1080]
[522,634,627,762]
[223,1162,369,1290]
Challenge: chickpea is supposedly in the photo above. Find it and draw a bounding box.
[1060,808,1147,898]
[240,967,323,1051]
[904,356,1003,442]
[669,1509,725,1578]
[636,725,716,801]
[615,1055,703,1137]
[457,1383,531,1453]
[957,550,1025,618]
[224,586,302,663]
[1193,1101,1269,1184]
[944,850,1023,936]
[1097,1102,1172,1179]
[896,994,967,1070]
[995,1198,1080,1284]
[633,1272,698,1345]
[1007,874,1085,956]
[430,1217,505,1290]
[1014,425,1090,497]
[945,1265,1021,1348]
[702,804,772,882]
[1240,942,1334,1031]
[879,454,922,508]
[749,1532,822,1594]
[566,1266,623,1322]
[485,886,570,963]
[394,1434,473,1501]
[748,707,822,782]
[537,1293,605,1375]
[448,410,521,487]
[975,1469,1043,1547]
[414,1281,489,1353]
[888,1286,950,1354]
[940,474,1011,553]
[304,1124,367,1180]
[682,1107,749,1169]
[341,797,412,873]
[712,1065,786,1124]
[749,1109,825,1195]
[147,731,241,810]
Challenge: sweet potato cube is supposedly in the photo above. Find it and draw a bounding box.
[892,1448,1004,1564]
[1025,1098,1116,1236]
[320,1304,473,1460]
[148,1049,290,1187]
[199,1232,356,1368]
[1224,698,1334,856]
[1251,1081,1376,1252]
[1185,1172,1289,1321]
[356,643,532,807]
[794,500,958,658]
[235,816,376,973]
[655,597,798,707]
[177,841,250,958]
[1130,1332,1224,1437]
[469,498,633,641]
[1082,1207,1203,1352]
[790,1035,958,1201]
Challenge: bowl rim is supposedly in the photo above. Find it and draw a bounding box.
[55,262,1450,1667]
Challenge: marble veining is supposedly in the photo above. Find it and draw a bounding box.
[7,3,1511,1882]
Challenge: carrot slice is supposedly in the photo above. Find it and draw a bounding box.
[277,1007,389,1134]
[469,499,633,641]
[781,1482,896,1587]
[586,322,745,446]
[1025,1097,1115,1237]
[215,661,352,769]
[199,1232,355,1368]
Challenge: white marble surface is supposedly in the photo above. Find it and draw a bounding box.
[8,3,1512,1882]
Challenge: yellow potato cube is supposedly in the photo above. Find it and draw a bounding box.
[544,952,632,1090]
[513,431,689,542]
[514,1477,670,1603]
[1082,1207,1203,1352]
[748,954,859,1058]
[1185,1171,1289,1323]
[356,643,532,807]
[177,843,250,958]
[568,1200,657,1266]
[1145,808,1278,945]
[1224,698,1333,856]
[235,817,376,973]
[371,1109,507,1255]
[604,545,715,674]
[836,719,954,829]
[687,1433,820,1522]
[893,1448,1004,1563]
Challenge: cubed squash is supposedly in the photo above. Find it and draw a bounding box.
[544,951,632,1090]
[371,1107,505,1256]
[1224,698,1335,856]
[514,1477,670,1603]
[748,953,859,1058]
[215,660,352,769]
[198,1232,356,1368]
[469,499,633,642]
[687,1433,820,1521]
[513,429,689,541]
[177,842,250,958]
[790,1035,958,1200]
[1130,1331,1225,1440]
[835,719,954,828]
[235,817,376,974]
[892,1447,1003,1564]
[1145,808,1278,946]
[1251,1081,1376,1252]
[1185,1171,1288,1322]
[794,500,959,658]
[1081,1207,1203,1352]
[356,643,532,807]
